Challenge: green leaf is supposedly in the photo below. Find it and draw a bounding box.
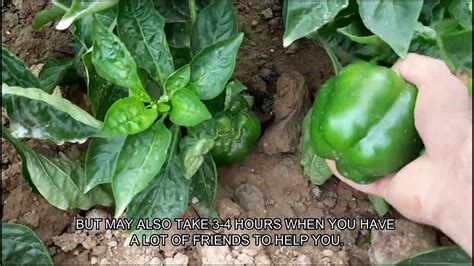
[420,0,441,25]
[395,246,471,265]
[32,5,66,30]
[165,64,190,96]
[154,0,191,23]
[82,51,127,121]
[2,223,53,266]
[127,157,191,235]
[358,0,423,57]
[190,33,244,100]
[165,23,192,48]
[137,68,163,102]
[84,137,125,193]
[170,88,212,127]
[2,128,113,210]
[117,0,174,88]
[317,38,344,75]
[2,85,102,144]
[179,136,214,179]
[91,17,150,102]
[226,79,247,96]
[190,0,237,56]
[301,108,333,185]
[2,47,41,89]
[368,195,390,216]
[407,23,441,59]
[283,0,349,47]
[38,58,74,93]
[224,79,249,110]
[337,20,386,47]
[125,126,187,230]
[449,0,472,30]
[188,119,218,139]
[73,7,117,49]
[171,47,193,69]
[1,127,36,190]
[112,122,172,218]
[56,0,118,30]
[101,97,158,137]
[436,22,472,75]
[189,154,218,218]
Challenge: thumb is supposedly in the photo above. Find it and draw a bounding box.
[326,160,393,197]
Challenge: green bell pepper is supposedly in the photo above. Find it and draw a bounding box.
[211,94,261,165]
[310,62,424,184]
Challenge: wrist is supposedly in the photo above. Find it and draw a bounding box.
[433,153,472,256]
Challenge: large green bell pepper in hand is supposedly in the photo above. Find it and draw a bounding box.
[211,94,261,165]
[310,62,424,184]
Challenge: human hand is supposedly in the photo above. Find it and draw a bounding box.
[327,53,472,256]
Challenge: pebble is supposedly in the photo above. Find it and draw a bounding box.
[268,18,280,28]
[149,257,161,264]
[322,249,334,257]
[323,197,337,208]
[82,238,97,249]
[261,8,273,20]
[285,43,299,54]
[312,186,322,198]
[321,256,332,265]
[107,240,118,247]
[104,230,112,239]
[234,183,265,212]
[293,253,312,264]
[92,246,107,256]
[251,19,258,27]
[90,256,98,264]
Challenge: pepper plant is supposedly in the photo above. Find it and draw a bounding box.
[2,0,261,228]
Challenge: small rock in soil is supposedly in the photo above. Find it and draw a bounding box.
[369,219,437,264]
[107,240,118,247]
[268,18,280,28]
[251,19,258,28]
[199,245,234,264]
[22,210,39,228]
[312,186,322,199]
[90,256,98,264]
[323,197,337,208]
[322,249,334,257]
[285,42,299,54]
[12,0,47,12]
[52,232,87,252]
[149,257,161,264]
[292,253,312,264]
[84,209,109,234]
[92,245,107,256]
[81,237,97,250]
[164,252,189,265]
[259,71,310,155]
[217,198,242,219]
[234,183,265,212]
[254,252,272,264]
[261,8,273,20]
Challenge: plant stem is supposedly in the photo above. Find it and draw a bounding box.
[188,0,197,23]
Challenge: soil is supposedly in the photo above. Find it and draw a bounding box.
[1,0,443,265]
